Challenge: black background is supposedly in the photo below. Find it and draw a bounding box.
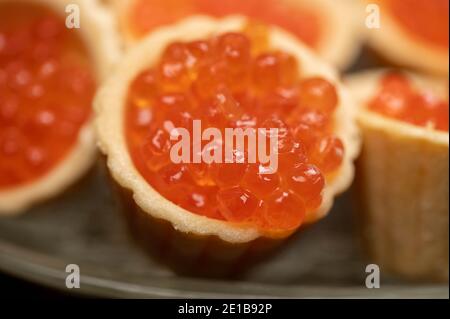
[0,272,73,298]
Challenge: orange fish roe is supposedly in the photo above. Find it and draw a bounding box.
[369,72,449,132]
[129,0,322,48]
[0,3,96,189]
[384,0,449,49]
[125,28,344,232]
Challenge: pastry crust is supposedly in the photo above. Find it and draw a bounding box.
[0,0,121,214]
[303,0,363,70]
[365,0,449,75]
[111,0,363,69]
[95,15,360,245]
[346,70,449,281]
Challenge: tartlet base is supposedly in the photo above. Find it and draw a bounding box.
[115,179,283,277]
[346,70,449,281]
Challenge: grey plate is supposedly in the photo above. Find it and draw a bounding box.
[0,163,448,298]
[0,50,448,299]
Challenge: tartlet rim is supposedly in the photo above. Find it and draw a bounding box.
[364,0,449,75]
[111,0,363,69]
[345,69,449,147]
[95,15,361,243]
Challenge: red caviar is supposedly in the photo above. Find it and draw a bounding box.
[0,3,96,189]
[369,72,449,132]
[129,0,322,48]
[384,0,449,49]
[125,28,344,232]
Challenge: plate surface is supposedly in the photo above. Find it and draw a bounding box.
[0,163,447,298]
[0,50,448,299]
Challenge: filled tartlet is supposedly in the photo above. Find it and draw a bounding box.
[346,70,449,281]
[111,0,362,69]
[0,0,119,214]
[366,0,449,75]
[95,16,360,275]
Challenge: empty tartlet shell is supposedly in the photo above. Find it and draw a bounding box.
[95,15,360,275]
[111,0,363,70]
[0,0,121,215]
[346,70,449,281]
[364,0,449,75]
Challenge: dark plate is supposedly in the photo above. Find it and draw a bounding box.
[0,163,447,298]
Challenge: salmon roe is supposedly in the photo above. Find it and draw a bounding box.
[0,3,96,189]
[384,0,449,49]
[125,27,344,232]
[129,0,322,48]
[369,72,449,132]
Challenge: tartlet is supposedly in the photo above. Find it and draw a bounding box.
[365,0,449,75]
[346,70,449,281]
[111,0,363,69]
[0,0,120,214]
[95,15,360,275]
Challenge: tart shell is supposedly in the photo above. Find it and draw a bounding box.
[117,183,283,277]
[346,70,449,281]
[95,16,360,273]
[111,0,363,70]
[365,0,449,75]
[0,0,121,214]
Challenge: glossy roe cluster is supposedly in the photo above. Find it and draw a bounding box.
[0,3,95,189]
[369,72,449,132]
[125,27,344,232]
